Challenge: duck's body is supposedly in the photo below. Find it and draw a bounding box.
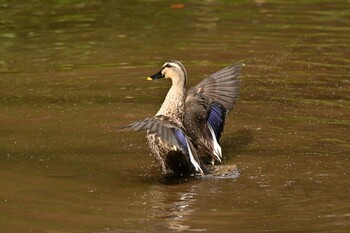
[122,60,241,176]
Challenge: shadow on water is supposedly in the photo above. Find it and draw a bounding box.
[140,164,240,186]
[142,173,200,186]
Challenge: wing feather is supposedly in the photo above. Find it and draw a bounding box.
[121,116,204,174]
[187,63,241,112]
[121,117,181,149]
[184,63,242,163]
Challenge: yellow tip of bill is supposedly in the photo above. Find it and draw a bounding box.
[147,77,152,81]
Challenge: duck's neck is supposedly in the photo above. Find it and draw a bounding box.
[156,79,186,122]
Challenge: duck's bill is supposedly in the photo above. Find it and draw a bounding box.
[147,70,164,80]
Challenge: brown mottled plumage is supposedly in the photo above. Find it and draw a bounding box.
[121,60,241,176]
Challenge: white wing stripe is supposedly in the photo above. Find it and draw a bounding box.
[207,124,222,162]
[185,139,204,175]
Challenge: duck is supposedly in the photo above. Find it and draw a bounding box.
[121,60,241,176]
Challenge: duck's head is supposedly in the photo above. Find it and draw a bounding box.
[147,60,187,85]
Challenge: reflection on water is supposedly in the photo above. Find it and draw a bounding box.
[140,176,240,232]
[148,184,203,232]
[1,0,350,232]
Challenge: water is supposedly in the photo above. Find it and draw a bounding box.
[1,0,349,232]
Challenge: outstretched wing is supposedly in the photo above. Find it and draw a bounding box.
[121,116,181,149]
[120,116,204,174]
[185,63,242,163]
[187,63,241,112]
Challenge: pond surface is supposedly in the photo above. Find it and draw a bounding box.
[1,0,350,232]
